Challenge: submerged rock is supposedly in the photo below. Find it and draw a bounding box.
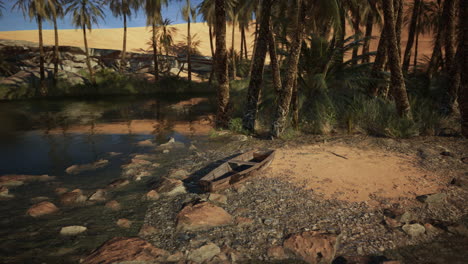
[167,169,190,180]
[106,179,130,189]
[82,237,169,264]
[27,201,59,217]
[105,200,121,211]
[156,178,186,196]
[137,139,155,147]
[60,226,87,236]
[65,159,109,175]
[145,190,160,200]
[283,231,340,264]
[55,187,68,195]
[157,137,185,150]
[88,189,107,202]
[188,243,221,263]
[176,201,233,231]
[60,189,87,206]
[0,186,14,199]
[0,174,55,187]
[116,218,132,228]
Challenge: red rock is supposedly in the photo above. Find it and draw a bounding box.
[116,218,132,228]
[105,200,121,211]
[82,237,169,264]
[283,231,340,264]
[27,201,59,217]
[176,202,233,231]
[59,189,87,205]
[146,190,160,200]
[267,246,287,260]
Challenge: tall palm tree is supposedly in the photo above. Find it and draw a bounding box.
[227,1,240,79]
[107,0,139,73]
[158,18,178,57]
[402,0,421,73]
[459,0,467,137]
[181,0,196,84]
[13,0,54,96]
[47,0,64,82]
[66,0,104,85]
[382,0,412,119]
[144,0,168,82]
[443,0,458,114]
[214,0,230,128]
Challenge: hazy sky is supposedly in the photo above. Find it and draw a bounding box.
[0,0,204,31]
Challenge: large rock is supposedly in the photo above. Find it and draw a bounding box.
[283,231,340,264]
[402,223,426,238]
[156,178,186,196]
[60,226,87,236]
[176,202,233,231]
[88,189,107,202]
[60,189,87,205]
[65,159,109,175]
[27,201,59,217]
[188,243,221,263]
[82,237,169,264]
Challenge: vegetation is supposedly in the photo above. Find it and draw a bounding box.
[0,0,467,138]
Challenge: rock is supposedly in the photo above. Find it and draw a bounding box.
[137,139,155,147]
[60,189,87,205]
[233,184,247,193]
[232,135,248,142]
[156,178,186,196]
[399,211,413,224]
[208,193,227,204]
[188,243,221,263]
[105,200,121,211]
[145,190,160,200]
[134,171,152,181]
[402,223,426,238]
[447,224,468,237]
[416,193,447,204]
[424,223,443,235]
[267,246,287,260]
[283,231,340,264]
[107,152,122,157]
[384,216,401,228]
[82,237,169,264]
[65,159,109,175]
[60,226,87,236]
[166,251,184,262]
[0,174,55,186]
[55,187,68,195]
[116,218,132,228]
[27,201,59,217]
[176,202,233,231]
[236,217,254,227]
[163,149,170,154]
[462,157,468,164]
[167,169,190,180]
[107,179,130,189]
[138,224,158,236]
[0,186,13,199]
[440,151,455,157]
[88,189,107,202]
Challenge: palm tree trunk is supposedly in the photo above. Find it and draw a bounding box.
[444,0,458,113]
[152,21,159,81]
[369,26,388,97]
[382,0,412,119]
[53,16,59,84]
[240,27,244,60]
[395,0,403,57]
[458,0,468,137]
[337,6,346,64]
[243,28,248,60]
[351,10,361,65]
[362,11,374,63]
[187,9,192,83]
[291,79,299,129]
[269,27,281,95]
[242,0,271,132]
[208,25,215,86]
[402,0,421,73]
[82,25,95,85]
[271,0,306,137]
[231,16,237,79]
[37,15,46,96]
[215,0,230,128]
[413,9,421,73]
[121,13,127,73]
[427,0,448,80]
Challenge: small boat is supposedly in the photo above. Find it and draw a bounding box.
[199,149,276,192]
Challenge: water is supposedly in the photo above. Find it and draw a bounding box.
[0,95,215,263]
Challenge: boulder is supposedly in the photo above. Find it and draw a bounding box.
[116,218,132,228]
[60,226,87,236]
[105,200,121,211]
[208,193,227,204]
[402,223,426,238]
[283,231,340,264]
[188,243,221,263]
[416,193,447,205]
[60,189,87,205]
[107,179,130,189]
[156,178,186,196]
[65,159,109,175]
[176,202,233,231]
[88,189,107,202]
[82,237,169,264]
[27,201,59,217]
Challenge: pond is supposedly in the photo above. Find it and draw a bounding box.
[0,95,215,263]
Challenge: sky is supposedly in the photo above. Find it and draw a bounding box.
[0,0,204,31]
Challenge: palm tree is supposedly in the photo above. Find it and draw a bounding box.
[66,0,104,85]
[458,0,467,137]
[181,0,196,83]
[214,0,230,128]
[47,0,64,82]
[227,1,240,79]
[107,0,139,73]
[443,0,458,114]
[242,0,272,132]
[144,0,168,82]
[402,0,421,73]
[0,1,5,17]
[13,0,54,96]
[382,0,412,119]
[158,18,178,57]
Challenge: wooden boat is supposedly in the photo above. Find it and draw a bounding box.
[199,149,276,192]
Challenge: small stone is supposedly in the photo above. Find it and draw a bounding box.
[145,190,160,200]
[55,187,68,195]
[166,251,184,262]
[0,186,13,199]
[399,212,412,224]
[27,202,59,217]
[447,224,468,237]
[384,216,401,228]
[167,169,190,180]
[138,225,158,236]
[416,193,447,204]
[402,223,426,238]
[107,179,130,189]
[267,246,287,260]
[137,139,155,147]
[156,178,186,196]
[208,193,227,204]
[233,184,246,193]
[176,202,233,231]
[65,159,109,175]
[117,218,132,228]
[59,189,87,205]
[60,226,87,236]
[188,243,221,263]
[105,200,121,211]
[357,246,364,255]
[162,149,170,154]
[88,189,107,202]
[236,217,254,227]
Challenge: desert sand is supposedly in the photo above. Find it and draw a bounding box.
[0,21,435,60]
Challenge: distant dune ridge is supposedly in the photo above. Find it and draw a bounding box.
[0,21,434,60]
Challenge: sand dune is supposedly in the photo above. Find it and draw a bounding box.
[0,21,434,61]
